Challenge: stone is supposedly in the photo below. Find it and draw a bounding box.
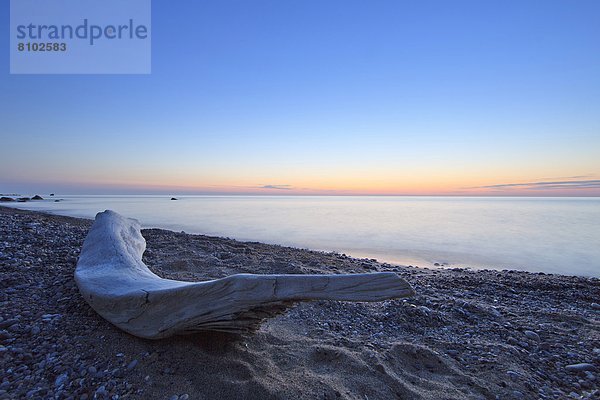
[584,371,596,381]
[74,210,415,339]
[112,368,124,378]
[0,319,18,329]
[0,197,15,202]
[127,359,138,371]
[506,371,520,380]
[31,195,44,200]
[488,307,502,318]
[95,386,108,398]
[54,373,68,388]
[524,330,540,341]
[565,363,596,373]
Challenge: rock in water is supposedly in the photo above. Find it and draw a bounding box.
[31,195,44,200]
[170,197,178,200]
[74,210,415,339]
[0,197,15,202]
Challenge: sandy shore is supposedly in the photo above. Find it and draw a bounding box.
[0,206,598,399]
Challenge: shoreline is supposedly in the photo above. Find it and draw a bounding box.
[1,203,598,278]
[0,206,599,399]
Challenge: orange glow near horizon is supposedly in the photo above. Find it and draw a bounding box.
[3,151,599,196]
[8,172,598,196]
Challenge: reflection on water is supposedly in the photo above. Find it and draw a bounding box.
[5,195,600,276]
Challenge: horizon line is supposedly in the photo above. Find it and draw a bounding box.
[3,193,599,198]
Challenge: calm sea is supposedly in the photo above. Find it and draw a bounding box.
[4,196,599,277]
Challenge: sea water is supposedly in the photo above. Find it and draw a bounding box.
[4,195,599,277]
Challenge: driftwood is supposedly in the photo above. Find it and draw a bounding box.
[75,210,415,339]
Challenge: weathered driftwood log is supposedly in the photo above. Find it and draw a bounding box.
[75,210,415,339]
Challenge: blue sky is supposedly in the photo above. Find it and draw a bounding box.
[1,0,599,195]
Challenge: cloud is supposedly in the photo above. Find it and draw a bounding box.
[469,179,600,191]
[258,184,292,190]
[536,175,593,181]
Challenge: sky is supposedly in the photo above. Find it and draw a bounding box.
[1,0,599,196]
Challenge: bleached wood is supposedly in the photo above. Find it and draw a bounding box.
[75,210,415,339]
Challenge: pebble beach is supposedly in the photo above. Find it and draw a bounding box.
[0,206,599,399]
